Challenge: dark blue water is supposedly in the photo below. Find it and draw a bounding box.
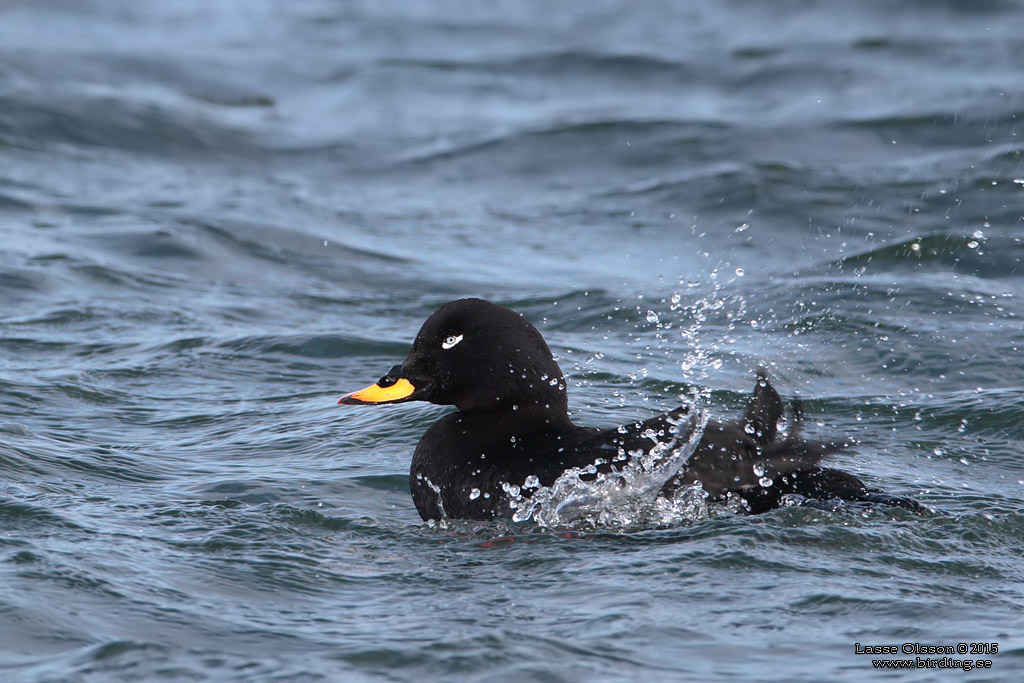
[2,1,1023,680]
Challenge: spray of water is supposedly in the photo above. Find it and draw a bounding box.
[509,407,709,529]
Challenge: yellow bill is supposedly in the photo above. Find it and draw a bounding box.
[338,378,417,405]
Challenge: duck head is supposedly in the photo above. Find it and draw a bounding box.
[339,298,569,415]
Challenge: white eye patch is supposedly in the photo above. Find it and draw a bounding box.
[441,334,463,350]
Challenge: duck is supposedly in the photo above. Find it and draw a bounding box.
[339,298,922,521]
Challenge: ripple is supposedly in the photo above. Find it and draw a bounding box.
[0,92,259,158]
[397,118,715,168]
[0,497,82,531]
[385,49,692,79]
[0,266,50,293]
[216,333,405,359]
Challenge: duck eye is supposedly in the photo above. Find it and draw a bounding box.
[441,334,463,350]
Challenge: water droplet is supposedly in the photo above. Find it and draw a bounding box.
[934,448,943,456]
[959,457,969,466]
[758,476,773,488]
[524,475,540,489]
[967,240,979,249]
[753,461,766,477]
[469,488,481,500]
[735,268,744,277]
[744,422,756,435]
[646,310,660,324]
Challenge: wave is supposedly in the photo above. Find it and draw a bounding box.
[0,93,260,159]
[832,234,1022,279]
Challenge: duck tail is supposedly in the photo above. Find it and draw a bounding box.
[743,366,785,444]
[789,397,804,441]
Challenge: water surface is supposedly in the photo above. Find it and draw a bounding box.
[1,1,1023,680]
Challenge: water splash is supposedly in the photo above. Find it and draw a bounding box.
[510,407,709,529]
[664,269,747,398]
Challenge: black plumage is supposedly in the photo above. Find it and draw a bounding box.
[340,298,922,521]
